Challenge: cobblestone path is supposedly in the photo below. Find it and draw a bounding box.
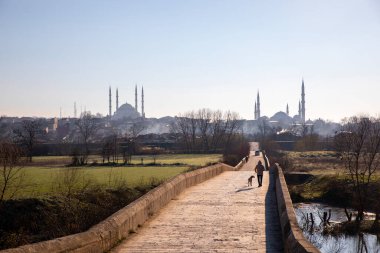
[112,154,283,253]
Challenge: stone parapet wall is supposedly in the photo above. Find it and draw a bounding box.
[273,163,320,253]
[234,158,245,171]
[2,163,237,253]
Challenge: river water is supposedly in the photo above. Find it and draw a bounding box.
[294,203,380,253]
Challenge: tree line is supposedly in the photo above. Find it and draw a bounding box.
[170,109,249,165]
[335,116,380,221]
[171,109,242,153]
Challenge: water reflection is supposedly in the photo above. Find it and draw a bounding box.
[294,203,380,253]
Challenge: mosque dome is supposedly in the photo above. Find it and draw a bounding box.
[112,102,140,120]
[270,111,293,125]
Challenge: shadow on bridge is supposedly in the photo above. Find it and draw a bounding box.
[235,186,254,193]
[265,168,285,252]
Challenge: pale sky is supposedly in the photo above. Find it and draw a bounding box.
[1,0,380,122]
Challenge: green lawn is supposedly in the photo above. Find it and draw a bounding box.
[9,154,222,199]
[30,154,222,167]
[129,154,222,166]
[19,166,188,198]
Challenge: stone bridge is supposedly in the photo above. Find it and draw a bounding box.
[2,143,319,253]
[113,149,282,252]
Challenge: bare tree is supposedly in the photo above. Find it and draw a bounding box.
[197,109,212,151]
[119,122,145,164]
[13,120,42,162]
[188,111,197,150]
[174,109,242,153]
[75,113,98,165]
[223,111,241,149]
[102,138,113,164]
[210,110,224,152]
[102,133,119,164]
[173,115,192,152]
[335,116,380,221]
[0,142,25,204]
[150,147,161,165]
[111,133,119,163]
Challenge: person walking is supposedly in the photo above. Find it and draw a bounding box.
[255,160,265,187]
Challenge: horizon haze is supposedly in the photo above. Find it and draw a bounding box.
[1,0,380,122]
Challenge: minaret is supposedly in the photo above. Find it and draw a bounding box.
[141,86,145,118]
[301,79,305,123]
[254,101,257,120]
[74,102,77,118]
[109,86,112,118]
[116,88,119,111]
[256,91,261,119]
[298,100,301,118]
[135,84,138,112]
[286,104,289,116]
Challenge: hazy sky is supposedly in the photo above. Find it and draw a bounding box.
[1,0,380,121]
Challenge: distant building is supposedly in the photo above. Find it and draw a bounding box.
[253,78,306,123]
[109,85,146,120]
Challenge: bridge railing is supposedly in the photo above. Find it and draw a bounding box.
[234,157,246,170]
[1,162,238,253]
[273,163,320,253]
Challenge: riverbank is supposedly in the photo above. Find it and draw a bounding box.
[327,220,380,235]
[286,173,380,214]
[294,202,380,253]
[273,150,380,252]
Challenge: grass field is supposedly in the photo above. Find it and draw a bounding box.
[284,151,345,175]
[19,166,188,198]
[9,154,222,199]
[285,151,380,177]
[30,154,222,167]
[128,154,222,166]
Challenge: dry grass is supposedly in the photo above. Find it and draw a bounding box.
[285,151,380,178]
[285,151,345,175]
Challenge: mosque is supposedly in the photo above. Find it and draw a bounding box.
[253,79,307,124]
[108,85,145,120]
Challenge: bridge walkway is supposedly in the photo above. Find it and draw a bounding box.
[112,154,283,253]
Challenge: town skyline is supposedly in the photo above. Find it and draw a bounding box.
[1,79,378,123]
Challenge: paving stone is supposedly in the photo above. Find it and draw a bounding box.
[112,155,284,253]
